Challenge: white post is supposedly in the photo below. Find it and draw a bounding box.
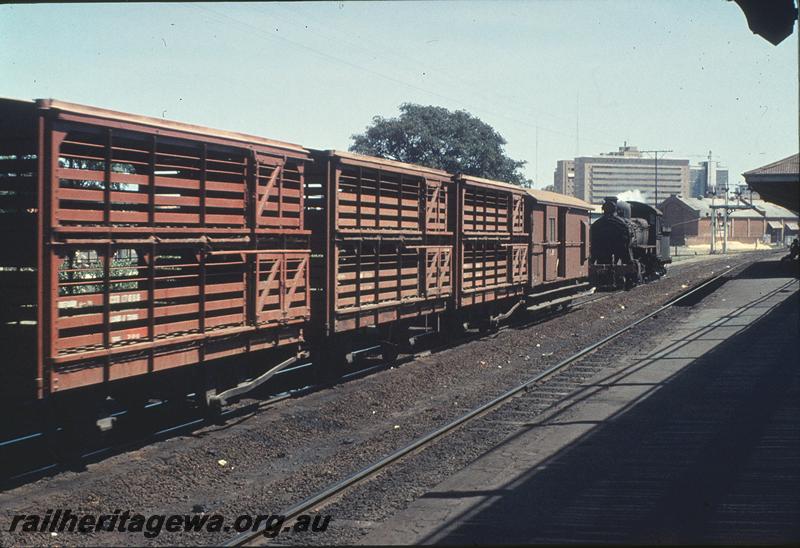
[710,213,716,254]
[723,190,729,254]
[710,196,716,254]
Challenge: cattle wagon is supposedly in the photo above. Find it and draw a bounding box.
[0,98,312,410]
[306,151,454,364]
[1,98,596,424]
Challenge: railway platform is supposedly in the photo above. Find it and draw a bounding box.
[362,256,800,545]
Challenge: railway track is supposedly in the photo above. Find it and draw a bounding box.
[0,289,596,487]
[226,260,748,547]
[0,254,753,488]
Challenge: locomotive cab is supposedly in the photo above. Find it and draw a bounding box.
[628,201,671,265]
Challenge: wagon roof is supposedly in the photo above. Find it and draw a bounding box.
[323,150,452,178]
[454,174,528,193]
[526,188,594,210]
[37,99,309,154]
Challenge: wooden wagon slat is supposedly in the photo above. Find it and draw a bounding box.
[58,187,148,204]
[256,163,282,218]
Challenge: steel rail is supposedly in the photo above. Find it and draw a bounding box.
[225,261,745,547]
[2,387,302,486]
[1,254,754,488]
[0,252,730,453]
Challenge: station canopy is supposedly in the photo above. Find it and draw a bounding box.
[743,154,799,214]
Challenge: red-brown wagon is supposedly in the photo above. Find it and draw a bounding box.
[306,151,454,363]
[452,175,529,327]
[0,99,311,408]
[525,188,594,311]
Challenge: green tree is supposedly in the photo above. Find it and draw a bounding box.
[350,103,531,186]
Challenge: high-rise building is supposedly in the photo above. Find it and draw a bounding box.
[565,144,690,207]
[689,160,729,197]
[553,160,575,196]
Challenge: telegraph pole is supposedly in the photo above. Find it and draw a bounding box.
[709,190,763,254]
[640,149,673,207]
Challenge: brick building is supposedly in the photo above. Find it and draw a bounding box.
[660,195,799,246]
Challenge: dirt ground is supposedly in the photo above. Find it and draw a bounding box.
[0,251,770,546]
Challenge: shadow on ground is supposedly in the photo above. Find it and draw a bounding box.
[736,257,800,280]
[421,278,799,544]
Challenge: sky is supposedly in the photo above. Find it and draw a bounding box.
[1,1,797,189]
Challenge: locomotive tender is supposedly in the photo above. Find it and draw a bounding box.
[0,98,594,418]
[589,196,672,290]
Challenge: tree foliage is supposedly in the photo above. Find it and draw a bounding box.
[350,104,531,186]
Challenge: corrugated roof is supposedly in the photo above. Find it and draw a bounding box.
[669,196,713,217]
[744,153,799,176]
[731,200,797,219]
[38,99,309,154]
[665,195,798,219]
[525,188,593,210]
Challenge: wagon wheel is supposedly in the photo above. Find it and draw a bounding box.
[380,341,399,364]
[115,395,154,434]
[311,343,348,386]
[43,410,88,467]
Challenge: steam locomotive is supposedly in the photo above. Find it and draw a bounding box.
[589,197,672,290]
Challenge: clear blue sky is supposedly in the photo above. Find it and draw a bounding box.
[2,1,797,188]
